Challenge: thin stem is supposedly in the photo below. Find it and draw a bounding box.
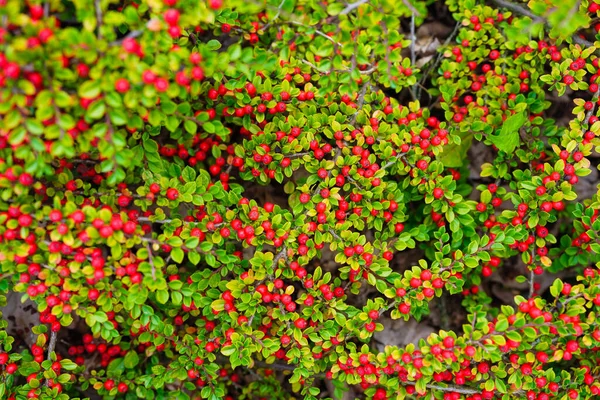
[418,21,460,96]
[490,0,540,20]
[262,0,287,30]
[45,330,58,387]
[110,29,144,46]
[424,384,479,395]
[402,0,423,17]
[302,59,376,76]
[350,82,370,126]
[410,14,416,66]
[287,21,343,47]
[274,247,288,265]
[584,86,600,125]
[94,0,103,40]
[340,0,370,15]
[529,269,535,298]
[379,15,392,82]
[146,242,156,280]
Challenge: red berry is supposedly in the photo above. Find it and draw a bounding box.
[115,78,130,93]
[166,188,179,200]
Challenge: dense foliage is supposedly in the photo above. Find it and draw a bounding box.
[2,0,600,399]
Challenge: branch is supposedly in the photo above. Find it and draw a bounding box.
[340,0,370,15]
[585,86,600,125]
[350,82,370,125]
[424,384,479,395]
[175,112,204,126]
[528,269,535,298]
[45,330,58,387]
[94,0,103,40]
[573,35,594,48]
[262,0,287,30]
[490,0,540,20]
[379,16,392,82]
[410,14,416,67]
[419,22,460,89]
[287,21,343,47]
[110,29,144,46]
[146,242,156,280]
[402,0,423,17]
[274,246,287,261]
[302,59,376,76]
[490,0,593,48]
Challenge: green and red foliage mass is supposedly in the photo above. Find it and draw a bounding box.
[2,0,600,399]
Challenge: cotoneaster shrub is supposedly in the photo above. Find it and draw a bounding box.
[2,0,600,399]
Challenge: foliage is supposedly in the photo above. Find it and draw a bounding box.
[2,0,600,399]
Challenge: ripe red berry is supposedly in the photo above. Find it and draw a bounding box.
[299,193,310,203]
[442,336,454,348]
[164,9,180,25]
[114,78,130,93]
[166,188,179,200]
[117,382,128,393]
[398,303,410,314]
[294,318,307,329]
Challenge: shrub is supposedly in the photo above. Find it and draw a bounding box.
[1,0,600,399]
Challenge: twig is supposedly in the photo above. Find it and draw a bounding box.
[528,269,535,298]
[557,0,581,32]
[274,247,288,265]
[490,0,592,48]
[329,26,342,75]
[340,0,370,15]
[286,151,312,158]
[379,16,392,82]
[573,35,594,48]
[350,82,370,125]
[408,13,417,99]
[110,29,144,46]
[328,229,343,242]
[53,101,66,140]
[424,384,479,395]
[410,14,416,66]
[402,0,423,18]
[584,86,600,125]
[175,112,204,126]
[302,59,329,74]
[418,21,460,96]
[45,330,58,386]
[94,0,103,40]
[146,242,156,280]
[262,0,287,30]
[287,21,343,47]
[104,115,119,173]
[490,0,541,20]
[469,312,477,342]
[137,216,178,224]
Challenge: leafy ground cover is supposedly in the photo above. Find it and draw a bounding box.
[2,0,600,399]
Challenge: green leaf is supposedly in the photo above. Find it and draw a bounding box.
[156,290,169,304]
[184,119,197,134]
[124,351,139,369]
[171,247,184,263]
[439,132,474,167]
[489,111,526,154]
[86,101,106,120]
[78,80,101,99]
